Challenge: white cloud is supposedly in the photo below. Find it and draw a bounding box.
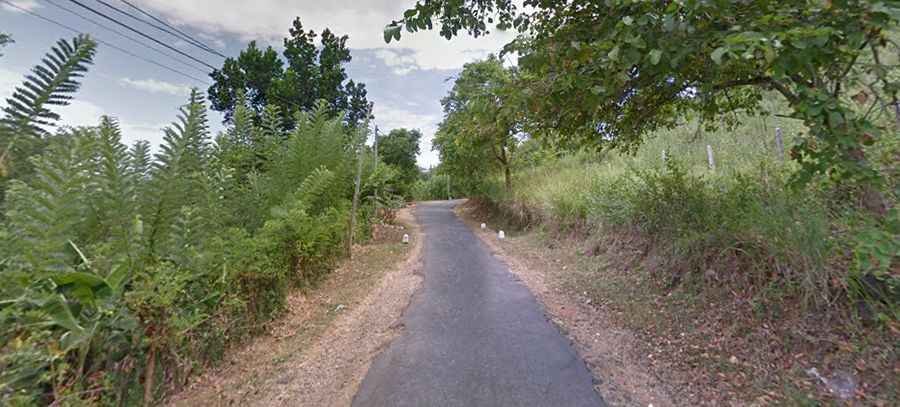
[119,77,192,96]
[136,0,515,71]
[373,104,440,167]
[0,68,167,150]
[1,0,39,12]
[196,32,227,50]
[374,49,419,75]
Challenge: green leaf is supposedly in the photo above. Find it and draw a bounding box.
[608,46,620,61]
[52,271,106,289]
[649,49,662,65]
[44,295,85,339]
[763,46,776,63]
[623,16,634,26]
[106,264,131,296]
[383,25,401,43]
[711,47,728,64]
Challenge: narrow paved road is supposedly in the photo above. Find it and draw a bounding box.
[352,200,604,407]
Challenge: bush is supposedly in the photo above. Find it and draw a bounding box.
[479,112,897,313]
[0,95,392,405]
[411,174,451,201]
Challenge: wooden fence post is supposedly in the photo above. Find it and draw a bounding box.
[706,145,716,170]
[774,127,785,162]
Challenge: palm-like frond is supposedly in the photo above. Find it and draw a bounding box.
[89,117,138,247]
[1,35,96,137]
[0,35,96,183]
[296,166,336,214]
[128,140,152,181]
[3,138,93,275]
[146,89,210,254]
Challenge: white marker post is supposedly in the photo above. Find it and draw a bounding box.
[498,230,505,240]
[402,233,410,244]
[774,127,785,162]
[480,223,486,230]
[706,145,716,170]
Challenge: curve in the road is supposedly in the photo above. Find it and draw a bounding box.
[352,200,605,407]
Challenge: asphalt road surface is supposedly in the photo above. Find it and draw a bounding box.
[352,200,605,407]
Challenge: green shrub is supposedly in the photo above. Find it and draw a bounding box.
[480,111,896,312]
[0,92,392,404]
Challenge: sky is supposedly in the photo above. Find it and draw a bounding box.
[0,0,516,167]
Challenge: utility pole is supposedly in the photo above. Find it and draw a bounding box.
[447,174,451,200]
[348,144,363,258]
[372,125,379,220]
[373,125,379,167]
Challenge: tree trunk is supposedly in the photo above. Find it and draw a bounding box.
[504,164,512,194]
[143,343,156,407]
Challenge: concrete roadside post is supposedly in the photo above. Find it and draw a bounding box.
[774,127,785,162]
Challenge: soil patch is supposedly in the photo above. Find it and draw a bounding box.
[457,203,677,406]
[457,200,898,406]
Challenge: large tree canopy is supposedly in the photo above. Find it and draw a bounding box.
[388,1,900,197]
[209,18,370,129]
[436,56,523,193]
[378,128,422,188]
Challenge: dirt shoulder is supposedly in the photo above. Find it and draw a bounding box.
[456,203,678,407]
[458,201,898,406]
[167,207,423,407]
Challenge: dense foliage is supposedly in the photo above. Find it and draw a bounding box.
[377,128,422,198]
[0,35,403,405]
[208,18,371,129]
[436,56,523,192]
[411,2,898,332]
[391,0,899,205]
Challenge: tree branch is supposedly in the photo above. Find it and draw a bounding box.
[713,76,772,91]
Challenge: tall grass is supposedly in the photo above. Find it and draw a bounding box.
[485,110,897,315]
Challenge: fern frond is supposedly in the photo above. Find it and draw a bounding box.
[128,140,152,181]
[164,205,209,267]
[0,35,95,184]
[229,91,254,146]
[3,138,93,275]
[146,89,211,255]
[0,35,96,137]
[296,166,335,213]
[89,116,138,246]
[259,104,285,141]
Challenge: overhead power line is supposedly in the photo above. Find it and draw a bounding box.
[65,0,217,70]
[0,0,211,84]
[93,0,220,57]
[45,0,211,76]
[116,0,228,59]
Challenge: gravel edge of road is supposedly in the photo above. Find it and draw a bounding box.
[257,206,426,406]
[456,202,679,407]
[167,206,425,407]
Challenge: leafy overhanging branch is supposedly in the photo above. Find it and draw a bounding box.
[389,1,900,193]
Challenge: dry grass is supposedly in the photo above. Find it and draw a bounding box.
[461,200,899,406]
